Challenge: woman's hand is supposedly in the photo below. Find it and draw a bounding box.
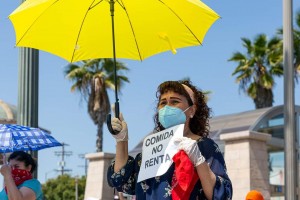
[173,137,215,200]
[111,113,128,142]
[1,164,12,177]
[1,164,36,200]
[112,113,129,172]
[173,137,205,166]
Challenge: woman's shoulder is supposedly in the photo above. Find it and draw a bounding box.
[21,179,42,191]
[21,179,43,198]
[197,136,216,145]
[23,179,41,185]
[197,137,222,156]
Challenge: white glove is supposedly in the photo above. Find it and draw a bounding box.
[173,137,205,167]
[111,113,128,142]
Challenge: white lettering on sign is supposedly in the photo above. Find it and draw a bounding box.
[137,124,184,182]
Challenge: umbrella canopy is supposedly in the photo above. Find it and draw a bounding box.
[0,124,62,153]
[9,0,220,133]
[9,0,220,63]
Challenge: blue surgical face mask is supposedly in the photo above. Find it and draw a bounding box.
[158,105,191,129]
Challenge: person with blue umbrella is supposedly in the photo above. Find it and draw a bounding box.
[0,151,43,200]
[0,124,61,199]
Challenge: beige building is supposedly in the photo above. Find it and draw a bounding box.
[0,99,17,165]
[212,105,296,200]
[0,99,17,124]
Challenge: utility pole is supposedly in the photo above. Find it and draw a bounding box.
[54,143,72,175]
[283,0,297,199]
[17,0,39,179]
[78,154,88,176]
[75,176,78,200]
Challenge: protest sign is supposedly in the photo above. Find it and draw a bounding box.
[137,124,184,182]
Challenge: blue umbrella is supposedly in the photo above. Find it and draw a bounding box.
[0,124,62,153]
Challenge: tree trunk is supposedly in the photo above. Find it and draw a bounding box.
[254,87,273,109]
[88,77,110,152]
[96,123,103,152]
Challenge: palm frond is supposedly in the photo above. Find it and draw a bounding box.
[247,83,257,98]
[260,74,274,89]
[228,52,247,61]
[241,38,253,54]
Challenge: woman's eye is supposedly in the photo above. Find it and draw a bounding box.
[159,101,166,106]
[170,100,179,105]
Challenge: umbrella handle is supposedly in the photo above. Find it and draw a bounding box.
[107,102,120,135]
[2,154,7,165]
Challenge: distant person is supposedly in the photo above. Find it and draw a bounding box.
[0,151,43,200]
[107,80,233,199]
[245,190,264,200]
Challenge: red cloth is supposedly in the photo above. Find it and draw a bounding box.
[5,168,32,193]
[171,150,199,200]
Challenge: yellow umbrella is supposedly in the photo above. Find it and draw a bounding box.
[9,0,219,133]
[9,0,219,62]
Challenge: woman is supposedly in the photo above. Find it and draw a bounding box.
[107,80,232,199]
[0,151,43,200]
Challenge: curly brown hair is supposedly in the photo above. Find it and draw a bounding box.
[154,80,211,137]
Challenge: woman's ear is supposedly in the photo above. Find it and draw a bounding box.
[190,104,197,118]
[26,164,32,172]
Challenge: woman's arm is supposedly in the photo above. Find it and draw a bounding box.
[108,113,138,195]
[173,137,232,199]
[107,154,139,195]
[1,165,36,200]
[198,139,233,200]
[114,141,129,172]
[196,162,216,200]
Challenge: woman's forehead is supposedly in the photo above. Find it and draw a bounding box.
[9,159,23,164]
[160,91,185,99]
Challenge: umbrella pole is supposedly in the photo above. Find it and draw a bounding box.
[110,0,119,119]
[107,0,120,135]
[2,154,7,165]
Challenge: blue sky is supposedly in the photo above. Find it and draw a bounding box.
[1,0,300,185]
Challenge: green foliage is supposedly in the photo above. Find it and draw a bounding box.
[295,10,300,74]
[229,10,300,109]
[64,58,130,152]
[229,10,300,108]
[228,33,283,108]
[277,10,300,79]
[64,58,129,96]
[42,174,86,200]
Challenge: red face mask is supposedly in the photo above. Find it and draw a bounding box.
[5,168,32,193]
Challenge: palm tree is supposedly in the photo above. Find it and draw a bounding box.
[65,59,129,152]
[277,10,300,81]
[228,34,283,109]
[294,10,300,75]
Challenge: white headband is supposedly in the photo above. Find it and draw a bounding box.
[182,84,195,104]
